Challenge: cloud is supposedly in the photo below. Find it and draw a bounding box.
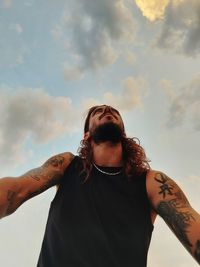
[52,0,136,79]
[0,87,80,167]
[161,74,200,130]
[135,0,169,21]
[155,0,200,56]
[0,21,28,69]
[1,0,12,8]
[124,51,137,66]
[63,64,84,81]
[82,76,148,112]
[82,98,101,111]
[135,0,200,57]
[104,76,148,111]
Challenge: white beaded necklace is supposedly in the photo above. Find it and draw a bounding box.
[93,162,122,176]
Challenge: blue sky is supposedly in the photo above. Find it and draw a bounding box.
[0,0,200,266]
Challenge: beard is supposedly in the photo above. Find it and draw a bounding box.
[90,122,124,144]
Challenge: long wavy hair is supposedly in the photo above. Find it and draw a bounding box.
[77,105,151,183]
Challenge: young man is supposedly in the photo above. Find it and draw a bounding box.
[0,105,199,266]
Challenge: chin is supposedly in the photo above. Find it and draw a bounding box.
[91,121,124,144]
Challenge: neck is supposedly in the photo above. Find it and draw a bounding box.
[91,141,123,167]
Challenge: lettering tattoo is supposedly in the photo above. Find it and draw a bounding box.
[154,172,174,198]
[25,168,51,182]
[194,240,200,263]
[23,173,62,203]
[157,201,195,252]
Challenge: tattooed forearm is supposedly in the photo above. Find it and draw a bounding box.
[194,240,200,263]
[22,173,62,203]
[23,168,52,182]
[157,201,195,252]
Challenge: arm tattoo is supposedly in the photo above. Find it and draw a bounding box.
[23,155,66,182]
[154,172,175,198]
[25,168,51,182]
[43,155,65,168]
[22,172,62,203]
[20,154,73,203]
[154,172,198,255]
[194,240,200,263]
[157,201,195,252]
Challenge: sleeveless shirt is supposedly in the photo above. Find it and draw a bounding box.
[37,156,154,267]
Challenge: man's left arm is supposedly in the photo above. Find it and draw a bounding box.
[146,170,200,264]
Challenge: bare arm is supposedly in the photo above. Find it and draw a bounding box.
[146,170,200,265]
[0,152,74,219]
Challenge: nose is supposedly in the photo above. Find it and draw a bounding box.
[100,106,116,120]
[104,106,112,114]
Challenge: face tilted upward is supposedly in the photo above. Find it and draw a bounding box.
[84,105,126,143]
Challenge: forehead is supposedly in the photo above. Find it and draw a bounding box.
[90,105,120,115]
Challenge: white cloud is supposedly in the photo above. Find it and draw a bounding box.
[81,76,148,112]
[63,64,84,81]
[52,0,136,79]
[82,98,101,112]
[103,76,148,111]
[0,87,80,168]
[135,0,169,21]
[1,0,12,8]
[162,74,200,130]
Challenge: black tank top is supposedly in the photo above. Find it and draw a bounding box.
[37,156,154,267]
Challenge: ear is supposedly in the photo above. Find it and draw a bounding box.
[84,132,90,141]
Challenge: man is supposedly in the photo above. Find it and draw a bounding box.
[0,104,199,266]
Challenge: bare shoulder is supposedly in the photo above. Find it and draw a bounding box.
[42,151,75,174]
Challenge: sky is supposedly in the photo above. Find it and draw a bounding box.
[0,0,200,266]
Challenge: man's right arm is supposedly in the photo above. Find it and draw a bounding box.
[0,152,74,219]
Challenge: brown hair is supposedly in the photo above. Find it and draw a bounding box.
[77,105,151,183]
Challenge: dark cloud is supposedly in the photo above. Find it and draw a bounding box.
[163,74,200,130]
[52,0,136,79]
[155,0,200,57]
